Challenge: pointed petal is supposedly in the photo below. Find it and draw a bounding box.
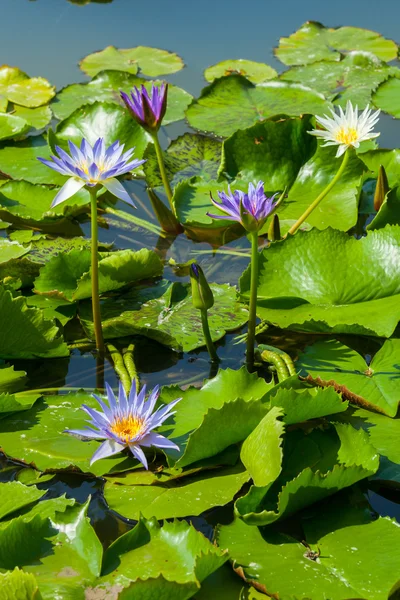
[144,385,160,418]
[105,382,118,412]
[50,177,85,208]
[140,432,179,450]
[102,178,136,207]
[64,427,103,439]
[90,439,123,465]
[129,444,148,469]
[118,381,128,414]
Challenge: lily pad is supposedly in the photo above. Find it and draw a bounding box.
[0,113,29,141]
[275,21,398,65]
[0,285,68,359]
[298,339,400,417]
[52,70,192,124]
[220,115,316,189]
[367,186,400,231]
[204,59,277,84]
[0,66,55,108]
[104,464,249,521]
[34,247,163,301]
[12,105,52,130]
[80,45,184,77]
[280,51,398,108]
[0,239,30,264]
[144,133,222,188]
[0,482,45,520]
[373,76,400,118]
[0,363,27,394]
[55,101,151,161]
[79,280,248,352]
[0,136,66,185]
[239,226,400,337]
[186,74,330,137]
[0,569,41,600]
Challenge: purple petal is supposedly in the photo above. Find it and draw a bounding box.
[64,427,103,440]
[37,157,70,176]
[139,432,179,451]
[90,439,124,465]
[50,177,85,208]
[102,178,136,207]
[129,444,148,469]
[118,381,128,414]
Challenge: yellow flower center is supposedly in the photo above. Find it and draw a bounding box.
[335,127,359,146]
[110,415,145,443]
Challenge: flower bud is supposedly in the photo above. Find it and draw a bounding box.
[190,263,214,311]
[374,164,389,212]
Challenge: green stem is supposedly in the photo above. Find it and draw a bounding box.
[260,350,290,382]
[107,344,131,393]
[246,231,259,367]
[288,150,350,236]
[200,308,219,363]
[123,344,140,390]
[89,187,104,353]
[152,132,174,212]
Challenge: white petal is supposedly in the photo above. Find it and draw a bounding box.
[102,178,136,207]
[51,177,85,208]
[89,439,123,465]
[335,144,348,157]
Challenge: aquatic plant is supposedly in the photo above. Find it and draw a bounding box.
[189,262,219,363]
[207,181,277,364]
[38,138,145,352]
[65,380,181,468]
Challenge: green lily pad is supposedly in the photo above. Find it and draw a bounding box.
[79,280,248,352]
[220,114,316,188]
[0,363,27,393]
[0,482,45,520]
[186,74,330,137]
[0,568,41,600]
[34,247,163,301]
[0,391,41,417]
[0,66,55,108]
[367,186,400,231]
[0,136,66,185]
[52,70,192,124]
[101,517,227,592]
[373,76,400,118]
[0,285,68,359]
[144,133,222,188]
[0,113,29,141]
[298,339,400,417]
[275,21,398,65]
[204,59,277,84]
[218,502,400,600]
[267,145,365,234]
[359,148,400,187]
[104,464,249,521]
[55,101,151,161]
[80,45,184,77]
[240,226,400,337]
[12,105,52,130]
[235,422,378,525]
[0,239,30,264]
[280,51,398,109]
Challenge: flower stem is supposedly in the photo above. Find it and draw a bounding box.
[89,187,104,353]
[288,150,350,236]
[107,344,131,393]
[123,344,140,390]
[151,132,174,212]
[200,308,219,363]
[246,231,259,367]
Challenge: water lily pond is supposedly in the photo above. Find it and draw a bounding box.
[1,1,400,598]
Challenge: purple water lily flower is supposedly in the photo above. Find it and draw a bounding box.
[38,138,145,208]
[65,380,181,468]
[120,83,168,132]
[207,181,278,232]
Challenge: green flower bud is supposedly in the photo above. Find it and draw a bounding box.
[190,263,214,311]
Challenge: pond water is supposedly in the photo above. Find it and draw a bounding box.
[1,1,400,596]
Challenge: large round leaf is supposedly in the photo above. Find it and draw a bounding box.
[204,59,277,84]
[80,45,184,77]
[186,74,330,137]
[52,70,192,124]
[239,226,400,337]
[12,105,52,130]
[275,21,398,65]
[0,66,55,108]
[0,136,66,185]
[373,76,400,118]
[0,113,29,141]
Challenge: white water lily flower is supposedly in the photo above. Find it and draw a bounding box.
[308,100,380,157]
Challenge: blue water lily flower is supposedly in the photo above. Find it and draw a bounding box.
[207,181,278,232]
[38,137,145,208]
[65,380,181,468]
[121,83,168,132]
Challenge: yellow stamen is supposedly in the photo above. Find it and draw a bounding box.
[110,415,145,443]
[335,127,358,146]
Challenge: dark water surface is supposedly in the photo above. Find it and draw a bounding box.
[2,0,400,531]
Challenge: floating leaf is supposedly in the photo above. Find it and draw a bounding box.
[275,21,398,65]
[0,66,55,108]
[104,464,249,521]
[12,105,52,130]
[0,363,27,394]
[79,280,248,352]
[144,133,222,188]
[220,115,316,188]
[0,285,68,359]
[373,76,400,118]
[0,113,29,141]
[298,339,400,417]
[0,482,45,520]
[240,226,400,337]
[204,59,277,84]
[0,568,41,600]
[34,247,163,301]
[186,74,330,137]
[52,70,192,124]
[0,137,66,185]
[0,239,30,264]
[80,45,184,77]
